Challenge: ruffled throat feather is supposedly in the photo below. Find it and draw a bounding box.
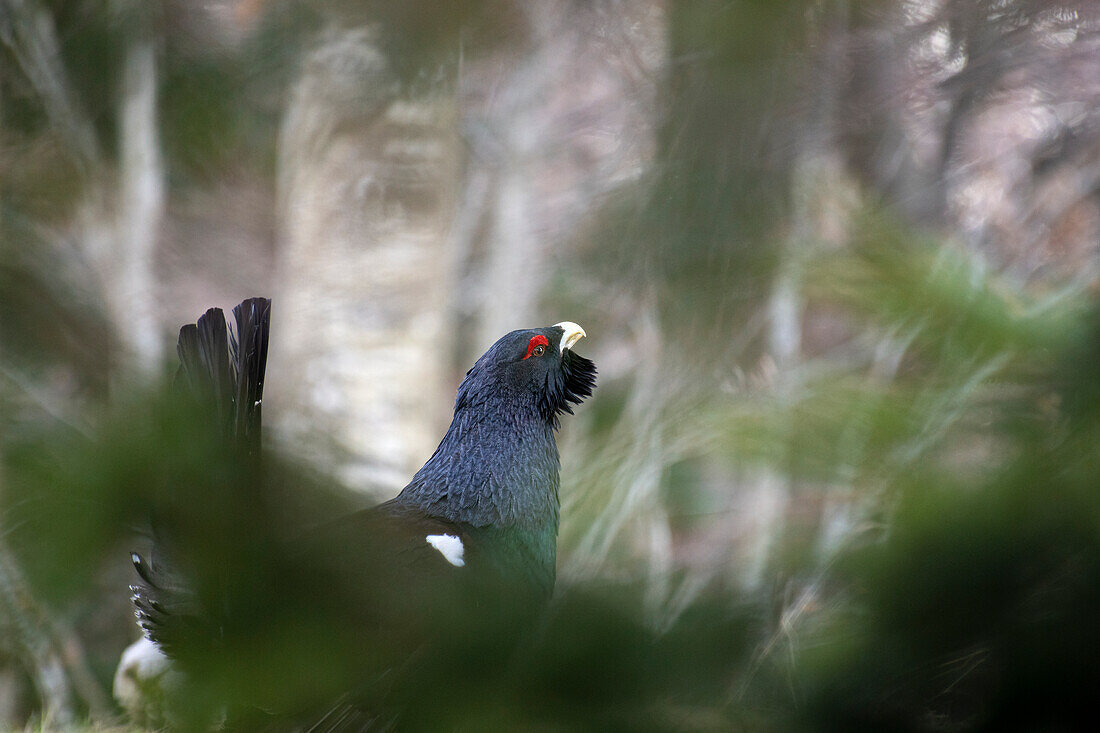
[539,350,597,428]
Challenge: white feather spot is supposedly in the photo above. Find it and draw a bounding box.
[113,636,171,709]
[114,636,184,725]
[425,534,465,567]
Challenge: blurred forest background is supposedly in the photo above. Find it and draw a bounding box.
[2,0,1100,729]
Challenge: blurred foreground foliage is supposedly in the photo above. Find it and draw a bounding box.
[708,212,1100,731]
[2,214,1098,730]
[4,0,1100,728]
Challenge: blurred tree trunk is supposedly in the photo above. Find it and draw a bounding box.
[642,1,809,602]
[1,5,229,718]
[463,0,664,348]
[1,2,160,725]
[106,30,165,375]
[271,25,459,491]
[13,0,163,373]
[473,4,560,345]
[2,0,165,374]
[758,2,854,585]
[842,11,944,226]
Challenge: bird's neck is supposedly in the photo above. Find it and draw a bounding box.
[397,397,561,538]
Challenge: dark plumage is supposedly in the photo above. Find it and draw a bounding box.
[387,326,596,597]
[128,300,596,726]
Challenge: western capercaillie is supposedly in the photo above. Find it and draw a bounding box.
[127,298,596,727]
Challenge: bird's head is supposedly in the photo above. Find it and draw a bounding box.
[456,322,597,427]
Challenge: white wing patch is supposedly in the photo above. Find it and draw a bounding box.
[425,534,465,567]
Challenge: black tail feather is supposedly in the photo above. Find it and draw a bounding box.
[131,551,159,589]
[174,297,271,454]
[133,298,271,653]
[231,297,271,457]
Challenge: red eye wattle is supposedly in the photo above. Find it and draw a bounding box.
[523,335,550,360]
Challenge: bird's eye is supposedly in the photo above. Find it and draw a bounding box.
[523,335,550,360]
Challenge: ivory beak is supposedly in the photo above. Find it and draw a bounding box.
[554,321,587,354]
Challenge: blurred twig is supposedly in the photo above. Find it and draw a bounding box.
[0,0,101,171]
[0,538,112,725]
[0,362,93,438]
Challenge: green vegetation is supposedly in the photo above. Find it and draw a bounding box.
[3,0,1099,729]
